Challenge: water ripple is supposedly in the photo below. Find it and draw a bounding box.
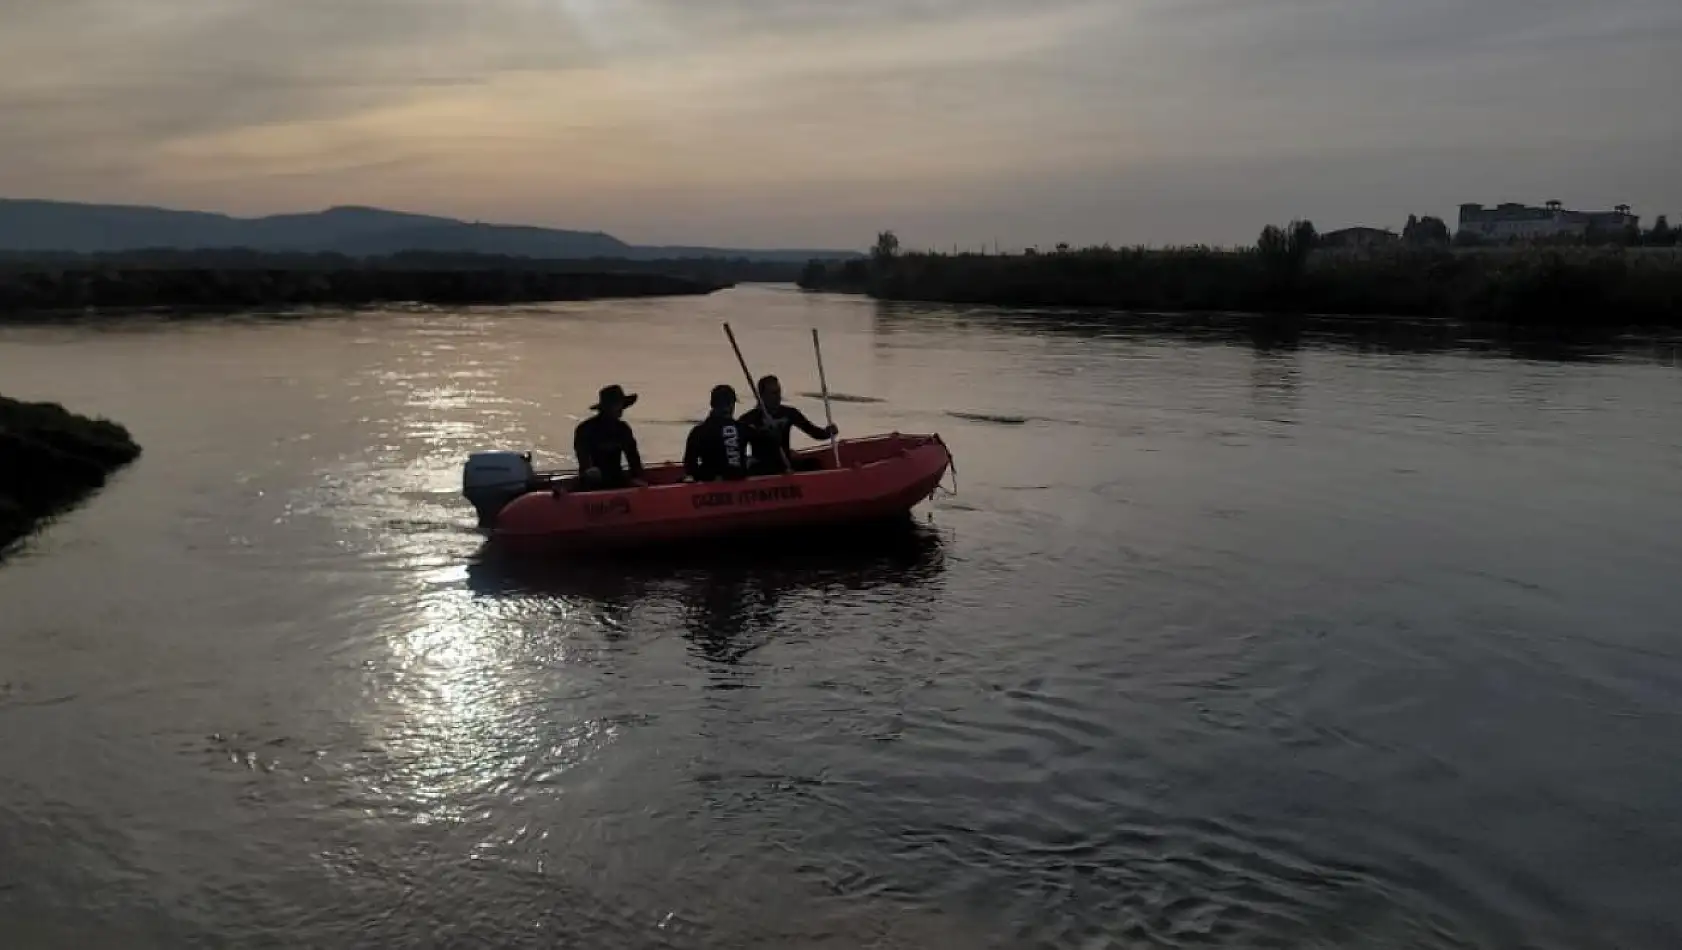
[4,288,1682,947]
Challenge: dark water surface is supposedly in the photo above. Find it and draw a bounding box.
[4,287,1682,948]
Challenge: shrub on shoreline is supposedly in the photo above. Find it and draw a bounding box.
[0,396,141,551]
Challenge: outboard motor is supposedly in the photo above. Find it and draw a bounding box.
[462,450,536,527]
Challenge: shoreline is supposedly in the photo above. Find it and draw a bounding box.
[799,245,1682,328]
[0,266,727,314]
[0,396,141,554]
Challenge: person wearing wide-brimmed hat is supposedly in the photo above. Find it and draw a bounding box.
[573,384,646,490]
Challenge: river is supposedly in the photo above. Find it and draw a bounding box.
[3,286,1682,948]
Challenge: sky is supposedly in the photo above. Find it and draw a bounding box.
[2,0,1678,249]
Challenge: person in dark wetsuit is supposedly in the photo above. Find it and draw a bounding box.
[684,384,748,482]
[573,384,646,491]
[738,374,837,475]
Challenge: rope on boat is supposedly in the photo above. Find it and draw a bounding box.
[938,454,959,496]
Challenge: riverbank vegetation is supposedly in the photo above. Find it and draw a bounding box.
[0,396,141,551]
[1,248,814,284]
[0,250,739,314]
[799,226,1682,327]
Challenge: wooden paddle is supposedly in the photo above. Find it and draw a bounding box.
[723,322,793,473]
[811,328,842,469]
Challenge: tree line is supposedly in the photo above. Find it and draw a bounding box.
[840,212,1678,262]
[0,248,813,284]
[797,222,1682,327]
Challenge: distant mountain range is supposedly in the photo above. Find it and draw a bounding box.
[0,199,861,262]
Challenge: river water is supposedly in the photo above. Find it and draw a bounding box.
[3,286,1682,949]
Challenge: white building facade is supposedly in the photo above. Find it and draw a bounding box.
[1457,202,1639,241]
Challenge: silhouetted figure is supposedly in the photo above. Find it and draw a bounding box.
[573,384,645,491]
[738,375,836,475]
[685,384,750,483]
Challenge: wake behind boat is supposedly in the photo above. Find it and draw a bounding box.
[461,433,952,554]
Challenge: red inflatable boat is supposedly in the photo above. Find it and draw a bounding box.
[463,433,953,554]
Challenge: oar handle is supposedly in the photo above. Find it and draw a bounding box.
[812,327,841,468]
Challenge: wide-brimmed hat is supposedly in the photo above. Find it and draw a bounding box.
[590,384,639,410]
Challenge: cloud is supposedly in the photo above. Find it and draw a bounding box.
[0,0,1677,246]
[44,4,1115,189]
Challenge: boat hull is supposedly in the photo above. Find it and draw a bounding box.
[489,433,951,555]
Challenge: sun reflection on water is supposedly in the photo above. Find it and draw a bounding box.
[358,559,622,827]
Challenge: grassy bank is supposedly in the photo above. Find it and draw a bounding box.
[0,257,727,314]
[1,248,814,285]
[0,396,141,551]
[800,243,1682,328]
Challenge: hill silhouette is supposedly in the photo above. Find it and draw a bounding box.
[0,199,858,263]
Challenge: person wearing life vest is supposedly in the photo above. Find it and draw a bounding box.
[573,383,646,490]
[684,384,749,482]
[737,375,837,474]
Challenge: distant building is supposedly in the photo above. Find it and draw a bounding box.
[1319,227,1400,250]
[1457,201,1639,242]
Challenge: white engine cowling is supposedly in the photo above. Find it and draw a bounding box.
[462,450,536,526]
